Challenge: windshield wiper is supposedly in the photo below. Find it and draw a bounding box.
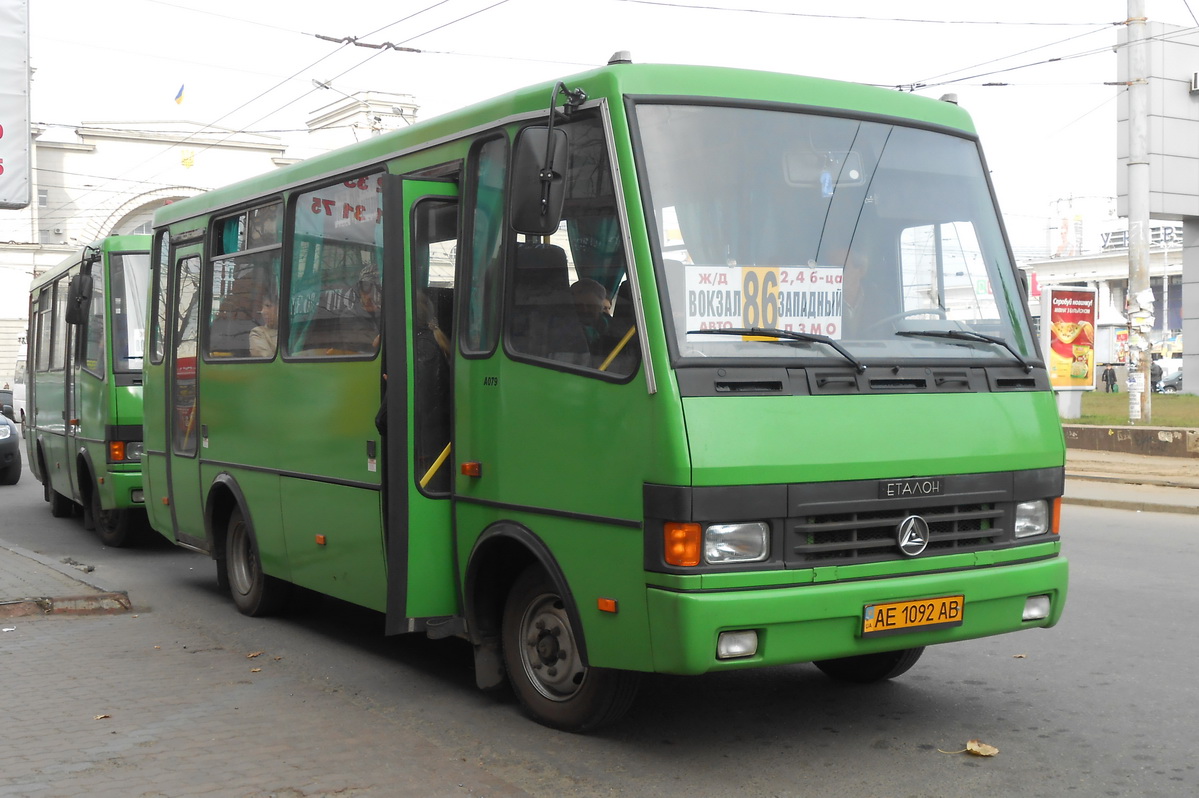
[896,329,1032,373]
[686,327,866,373]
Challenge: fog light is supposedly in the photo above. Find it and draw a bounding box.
[716,630,758,660]
[131,489,144,503]
[1023,595,1051,621]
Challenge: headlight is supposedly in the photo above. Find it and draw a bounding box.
[0,425,10,440]
[704,522,770,563]
[125,442,144,462]
[1014,500,1049,538]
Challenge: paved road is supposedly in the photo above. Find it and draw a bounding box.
[2,467,1198,797]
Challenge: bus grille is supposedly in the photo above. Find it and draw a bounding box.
[788,503,1005,565]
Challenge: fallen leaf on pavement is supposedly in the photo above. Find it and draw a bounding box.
[966,739,999,757]
[938,738,999,756]
[247,651,264,659]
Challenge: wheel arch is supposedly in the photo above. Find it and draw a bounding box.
[205,472,251,562]
[75,446,99,504]
[463,521,591,666]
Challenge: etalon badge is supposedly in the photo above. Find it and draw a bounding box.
[896,515,930,557]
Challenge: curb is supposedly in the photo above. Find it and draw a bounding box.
[0,592,133,618]
[0,539,133,618]
[1061,496,1199,515]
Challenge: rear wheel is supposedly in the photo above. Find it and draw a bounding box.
[49,487,75,518]
[501,565,639,732]
[814,647,925,683]
[226,506,288,616]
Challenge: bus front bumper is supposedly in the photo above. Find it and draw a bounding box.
[645,554,1068,675]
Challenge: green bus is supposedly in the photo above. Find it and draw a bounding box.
[26,236,152,546]
[144,60,1068,731]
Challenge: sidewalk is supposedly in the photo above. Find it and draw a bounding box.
[1064,447,1199,514]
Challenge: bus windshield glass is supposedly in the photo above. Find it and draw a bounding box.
[633,103,1035,366]
[111,251,150,372]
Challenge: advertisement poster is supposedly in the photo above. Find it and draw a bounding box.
[684,264,844,339]
[1042,286,1097,390]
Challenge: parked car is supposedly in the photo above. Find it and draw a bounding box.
[1159,368,1184,393]
[0,412,21,485]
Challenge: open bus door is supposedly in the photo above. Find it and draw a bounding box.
[163,243,206,549]
[382,176,460,633]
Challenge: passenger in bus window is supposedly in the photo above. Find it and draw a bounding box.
[249,295,279,358]
[571,278,610,354]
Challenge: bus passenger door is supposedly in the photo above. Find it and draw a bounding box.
[383,177,459,630]
[163,243,206,550]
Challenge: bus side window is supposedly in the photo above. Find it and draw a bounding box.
[503,112,639,378]
[461,136,506,356]
[288,177,384,358]
[208,205,282,360]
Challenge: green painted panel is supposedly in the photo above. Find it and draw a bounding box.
[683,391,1065,486]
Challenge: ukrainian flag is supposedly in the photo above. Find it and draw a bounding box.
[175,85,185,104]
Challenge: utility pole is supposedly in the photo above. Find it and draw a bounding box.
[1126,1,1153,422]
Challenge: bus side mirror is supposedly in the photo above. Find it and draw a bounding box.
[65,273,94,325]
[510,126,567,236]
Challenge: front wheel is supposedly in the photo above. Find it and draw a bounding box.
[88,481,140,547]
[501,566,640,732]
[225,506,288,617]
[814,647,925,683]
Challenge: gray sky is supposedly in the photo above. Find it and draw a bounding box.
[22,1,1199,254]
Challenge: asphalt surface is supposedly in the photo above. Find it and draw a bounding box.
[0,446,1195,796]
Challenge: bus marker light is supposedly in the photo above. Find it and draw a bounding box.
[315,535,327,546]
[161,497,170,506]
[597,598,618,613]
[664,523,702,566]
[461,461,482,478]
[109,441,126,462]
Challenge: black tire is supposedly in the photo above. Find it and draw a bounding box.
[814,646,925,683]
[89,481,140,547]
[225,506,288,617]
[49,487,75,518]
[501,565,640,732]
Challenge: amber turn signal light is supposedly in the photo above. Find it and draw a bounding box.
[664,522,702,567]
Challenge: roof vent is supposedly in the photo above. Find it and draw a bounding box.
[608,50,632,65]
[939,93,959,105]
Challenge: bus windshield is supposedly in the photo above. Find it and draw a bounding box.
[634,103,1035,367]
[111,251,150,372]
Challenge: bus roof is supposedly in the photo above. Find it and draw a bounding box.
[152,61,977,229]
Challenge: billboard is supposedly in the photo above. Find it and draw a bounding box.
[1042,286,1098,391]
[0,0,30,210]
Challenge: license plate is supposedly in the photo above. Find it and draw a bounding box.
[862,595,964,638]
